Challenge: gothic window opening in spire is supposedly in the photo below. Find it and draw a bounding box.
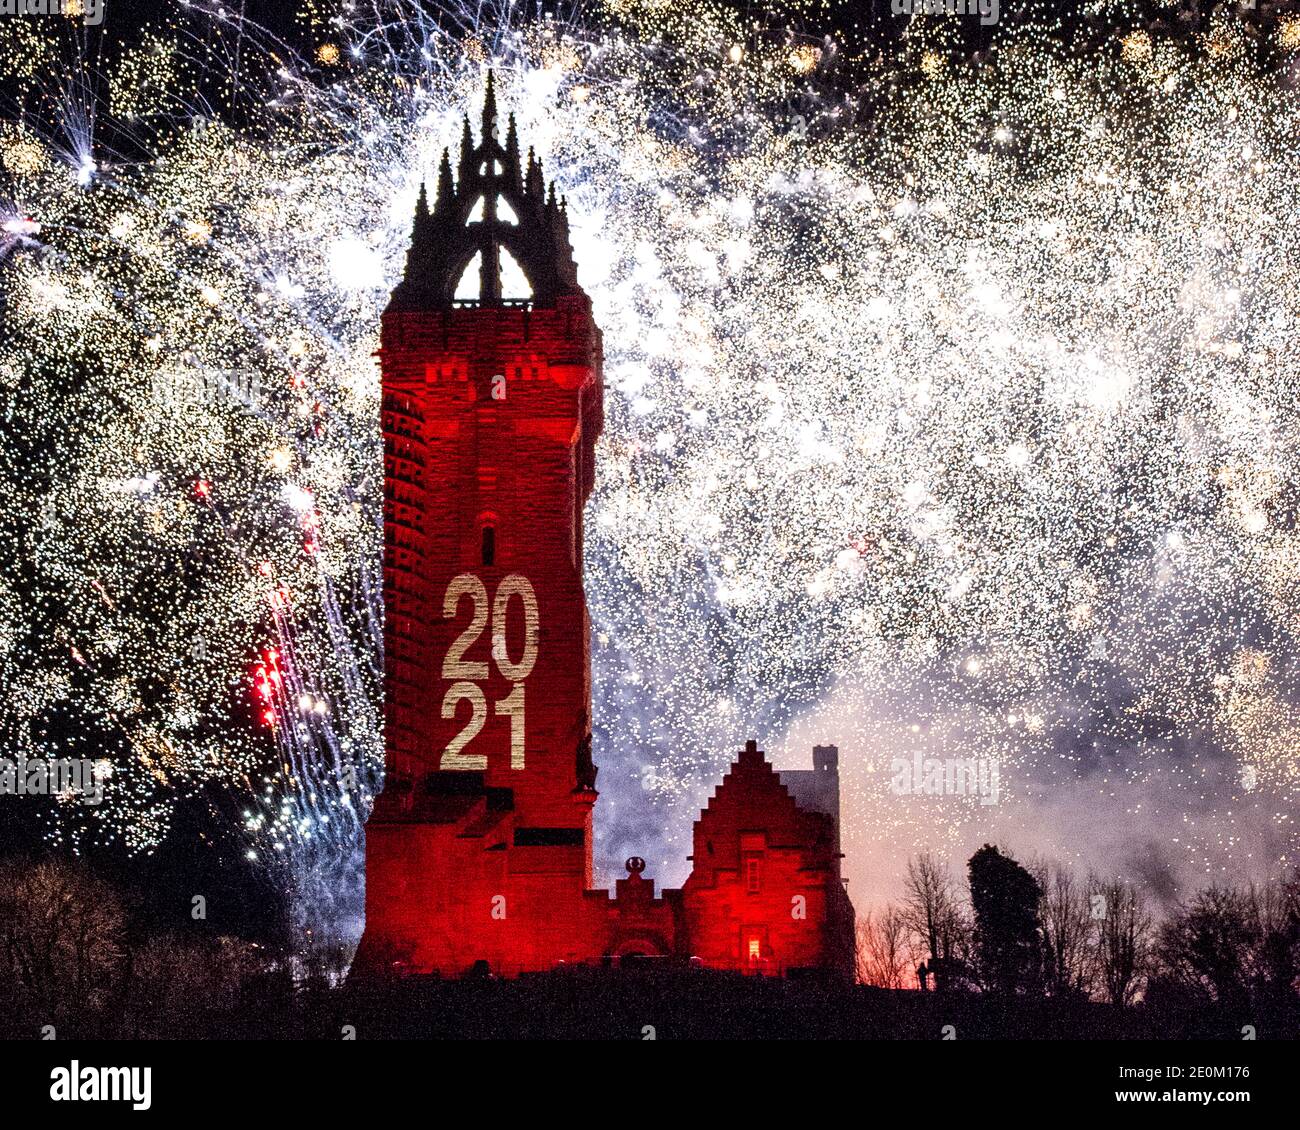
[465,194,519,226]
[454,252,483,301]
[499,246,533,301]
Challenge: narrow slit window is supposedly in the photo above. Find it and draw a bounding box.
[481,524,496,566]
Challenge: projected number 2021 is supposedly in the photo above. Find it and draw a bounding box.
[440,574,538,771]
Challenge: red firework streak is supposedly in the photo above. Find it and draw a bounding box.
[253,647,283,728]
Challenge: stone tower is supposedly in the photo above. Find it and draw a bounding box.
[355,75,605,974]
[355,78,855,981]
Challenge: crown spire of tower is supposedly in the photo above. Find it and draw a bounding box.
[504,113,520,187]
[482,69,498,140]
[457,115,474,179]
[388,74,582,311]
[525,147,543,198]
[435,148,454,213]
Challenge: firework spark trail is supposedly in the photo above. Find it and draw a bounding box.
[0,2,1298,948]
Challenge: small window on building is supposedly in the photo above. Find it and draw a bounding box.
[481,524,496,566]
[746,857,761,894]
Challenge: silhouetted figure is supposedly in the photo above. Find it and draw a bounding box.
[917,960,929,991]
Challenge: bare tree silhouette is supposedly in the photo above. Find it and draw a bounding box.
[121,933,266,1038]
[901,852,970,991]
[1153,876,1300,1014]
[1091,877,1153,1008]
[0,857,127,1028]
[856,905,911,988]
[1034,860,1095,999]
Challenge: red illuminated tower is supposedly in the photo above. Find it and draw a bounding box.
[355,76,605,975]
[356,79,855,981]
